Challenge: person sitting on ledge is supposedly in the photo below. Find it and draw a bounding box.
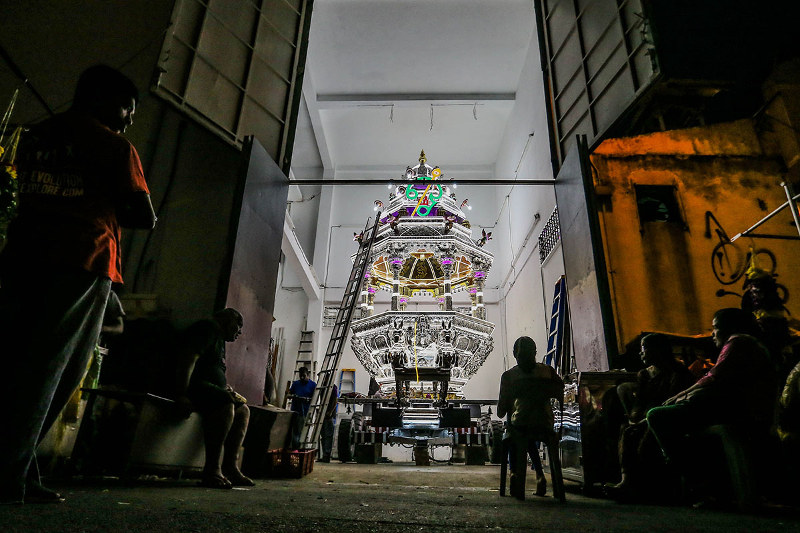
[609,333,694,500]
[176,308,254,489]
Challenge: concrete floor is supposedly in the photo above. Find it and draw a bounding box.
[1,463,798,532]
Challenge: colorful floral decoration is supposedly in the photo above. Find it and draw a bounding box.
[0,91,22,243]
[0,154,18,241]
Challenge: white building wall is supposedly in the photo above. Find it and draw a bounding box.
[492,16,566,366]
[271,258,310,405]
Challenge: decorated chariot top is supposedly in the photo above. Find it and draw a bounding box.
[350,152,495,399]
[359,150,494,299]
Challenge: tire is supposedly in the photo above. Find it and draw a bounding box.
[338,417,355,463]
[488,420,504,464]
[351,412,364,431]
[479,412,491,432]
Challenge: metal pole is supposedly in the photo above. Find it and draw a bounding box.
[730,191,800,241]
[287,179,555,186]
[783,182,800,239]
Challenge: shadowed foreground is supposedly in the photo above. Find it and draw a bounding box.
[0,462,797,532]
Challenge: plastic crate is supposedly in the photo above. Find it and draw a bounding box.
[263,449,315,478]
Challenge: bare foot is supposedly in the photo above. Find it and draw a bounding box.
[26,481,65,503]
[222,468,255,487]
[198,474,232,489]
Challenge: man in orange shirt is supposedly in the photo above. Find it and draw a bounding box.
[0,65,155,504]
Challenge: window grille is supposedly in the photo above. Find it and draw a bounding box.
[538,207,561,264]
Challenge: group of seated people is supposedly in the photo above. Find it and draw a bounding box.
[616,307,798,506]
[499,307,800,507]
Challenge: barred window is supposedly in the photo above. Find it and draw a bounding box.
[538,207,561,264]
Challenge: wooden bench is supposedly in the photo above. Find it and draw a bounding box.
[71,388,205,477]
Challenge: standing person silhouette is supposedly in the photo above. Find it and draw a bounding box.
[0,65,155,504]
[498,336,564,498]
[288,367,316,449]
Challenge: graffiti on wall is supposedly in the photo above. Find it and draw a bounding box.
[705,211,789,304]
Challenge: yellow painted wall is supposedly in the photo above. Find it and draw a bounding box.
[592,119,800,352]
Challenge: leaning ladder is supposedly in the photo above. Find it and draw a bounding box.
[543,275,568,374]
[299,213,381,450]
[282,330,316,409]
[294,330,316,378]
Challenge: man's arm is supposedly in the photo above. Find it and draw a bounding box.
[663,380,706,406]
[116,191,156,229]
[497,372,509,419]
[663,338,747,405]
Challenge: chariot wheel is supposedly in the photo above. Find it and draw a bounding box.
[488,420,504,464]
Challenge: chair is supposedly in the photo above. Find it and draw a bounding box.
[699,424,760,511]
[500,424,566,502]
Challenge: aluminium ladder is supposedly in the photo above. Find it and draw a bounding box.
[543,276,568,374]
[282,330,316,409]
[293,330,316,378]
[299,213,382,450]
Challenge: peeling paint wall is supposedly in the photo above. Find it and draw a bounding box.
[592,119,800,355]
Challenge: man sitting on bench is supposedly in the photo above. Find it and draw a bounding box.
[176,308,254,489]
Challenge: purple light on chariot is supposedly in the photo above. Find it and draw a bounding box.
[364,272,370,279]
[390,257,403,265]
[367,287,377,294]
[399,297,408,303]
[438,298,445,302]
[468,288,478,294]
[474,271,486,279]
[441,257,454,265]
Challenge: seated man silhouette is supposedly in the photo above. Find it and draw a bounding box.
[497,336,564,498]
[176,308,253,489]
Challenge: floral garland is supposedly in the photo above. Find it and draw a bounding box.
[0,89,20,243]
[0,148,17,242]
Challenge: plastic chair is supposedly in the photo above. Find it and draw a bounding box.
[500,424,566,502]
[700,425,760,511]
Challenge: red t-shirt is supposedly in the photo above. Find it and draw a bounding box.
[3,111,149,283]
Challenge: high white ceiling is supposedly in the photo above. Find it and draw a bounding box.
[291,0,536,178]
